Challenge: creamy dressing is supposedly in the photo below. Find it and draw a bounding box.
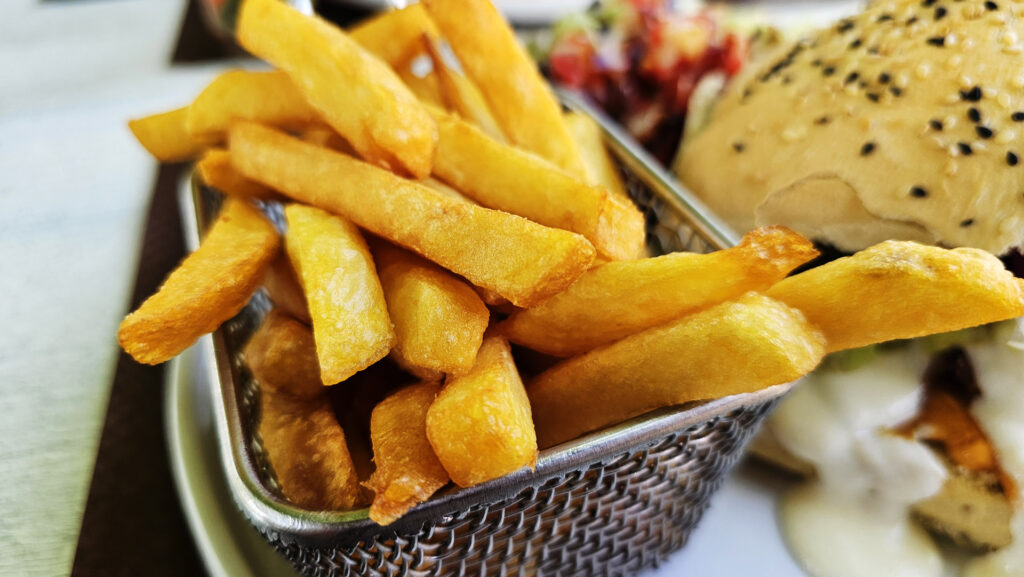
[768,341,965,577]
[963,320,1024,577]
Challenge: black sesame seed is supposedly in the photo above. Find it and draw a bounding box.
[930,119,944,131]
[838,20,855,32]
[976,125,994,138]
[1012,112,1024,121]
[1008,151,1019,166]
[850,38,863,49]
[960,86,983,101]
[879,73,892,83]
[907,16,920,24]
[910,186,929,198]
[861,142,877,155]
[859,80,868,89]
[733,142,746,153]
[823,66,837,76]
[890,86,903,97]
[815,115,831,125]
[985,0,998,10]
[960,218,975,227]
[958,142,974,155]
[927,36,946,47]
[783,76,793,85]
[812,58,823,67]
[877,13,894,22]
[868,46,881,55]
[922,0,937,6]
[845,71,860,84]
[867,92,881,102]
[935,6,948,19]
[968,107,982,122]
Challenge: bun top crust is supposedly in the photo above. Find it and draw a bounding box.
[677,0,1024,255]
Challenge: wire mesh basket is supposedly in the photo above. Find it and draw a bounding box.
[198,94,793,577]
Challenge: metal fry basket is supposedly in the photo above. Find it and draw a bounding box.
[199,94,791,577]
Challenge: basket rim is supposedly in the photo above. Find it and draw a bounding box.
[197,96,792,548]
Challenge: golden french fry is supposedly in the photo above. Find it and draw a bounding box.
[284,204,395,385]
[119,198,278,364]
[365,381,450,525]
[420,177,472,204]
[264,251,311,325]
[502,227,819,356]
[766,240,1024,353]
[348,4,440,68]
[564,110,629,200]
[186,69,319,141]
[196,148,275,199]
[422,0,585,176]
[431,108,607,244]
[229,122,595,307]
[594,192,647,261]
[237,0,437,178]
[244,310,322,399]
[426,335,537,487]
[528,293,827,448]
[422,37,505,141]
[128,106,210,162]
[395,63,447,108]
[260,389,364,510]
[374,241,489,376]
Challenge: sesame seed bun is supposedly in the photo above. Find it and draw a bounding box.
[675,0,1024,255]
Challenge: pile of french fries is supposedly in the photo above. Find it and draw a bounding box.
[118,0,1024,525]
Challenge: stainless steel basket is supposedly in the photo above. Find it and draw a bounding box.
[199,94,792,577]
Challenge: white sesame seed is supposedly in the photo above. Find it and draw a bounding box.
[945,115,958,129]
[998,92,1014,108]
[915,62,932,79]
[984,86,999,98]
[960,75,974,88]
[1004,44,1024,54]
[949,144,961,157]
[781,126,806,142]
[997,129,1016,144]
[974,141,988,152]
[947,34,959,47]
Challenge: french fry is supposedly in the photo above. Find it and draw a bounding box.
[264,251,311,324]
[365,381,450,525]
[423,37,505,141]
[244,310,322,399]
[284,204,395,385]
[594,192,647,261]
[374,241,489,376]
[229,122,595,307]
[185,70,319,141]
[528,293,827,448]
[426,335,537,487]
[118,198,278,365]
[348,4,441,68]
[420,176,473,204]
[430,108,607,248]
[422,0,586,176]
[237,0,437,178]
[128,106,210,162]
[502,227,819,356]
[766,240,1024,353]
[564,110,629,200]
[395,63,447,108]
[196,148,275,199]
[260,389,364,510]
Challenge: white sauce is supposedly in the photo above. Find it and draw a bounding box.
[963,321,1024,577]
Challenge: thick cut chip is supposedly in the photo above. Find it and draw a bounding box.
[564,110,628,200]
[421,0,585,176]
[431,108,607,247]
[528,293,826,448]
[230,122,595,307]
[118,198,278,364]
[244,310,322,399]
[594,192,647,261]
[348,4,440,68]
[196,148,274,199]
[426,335,537,487]
[264,252,311,324]
[186,70,319,141]
[766,240,1024,353]
[374,241,489,376]
[502,227,819,356]
[284,204,395,385]
[237,0,437,178]
[129,107,210,162]
[260,390,364,510]
[365,381,450,525]
[422,38,504,141]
